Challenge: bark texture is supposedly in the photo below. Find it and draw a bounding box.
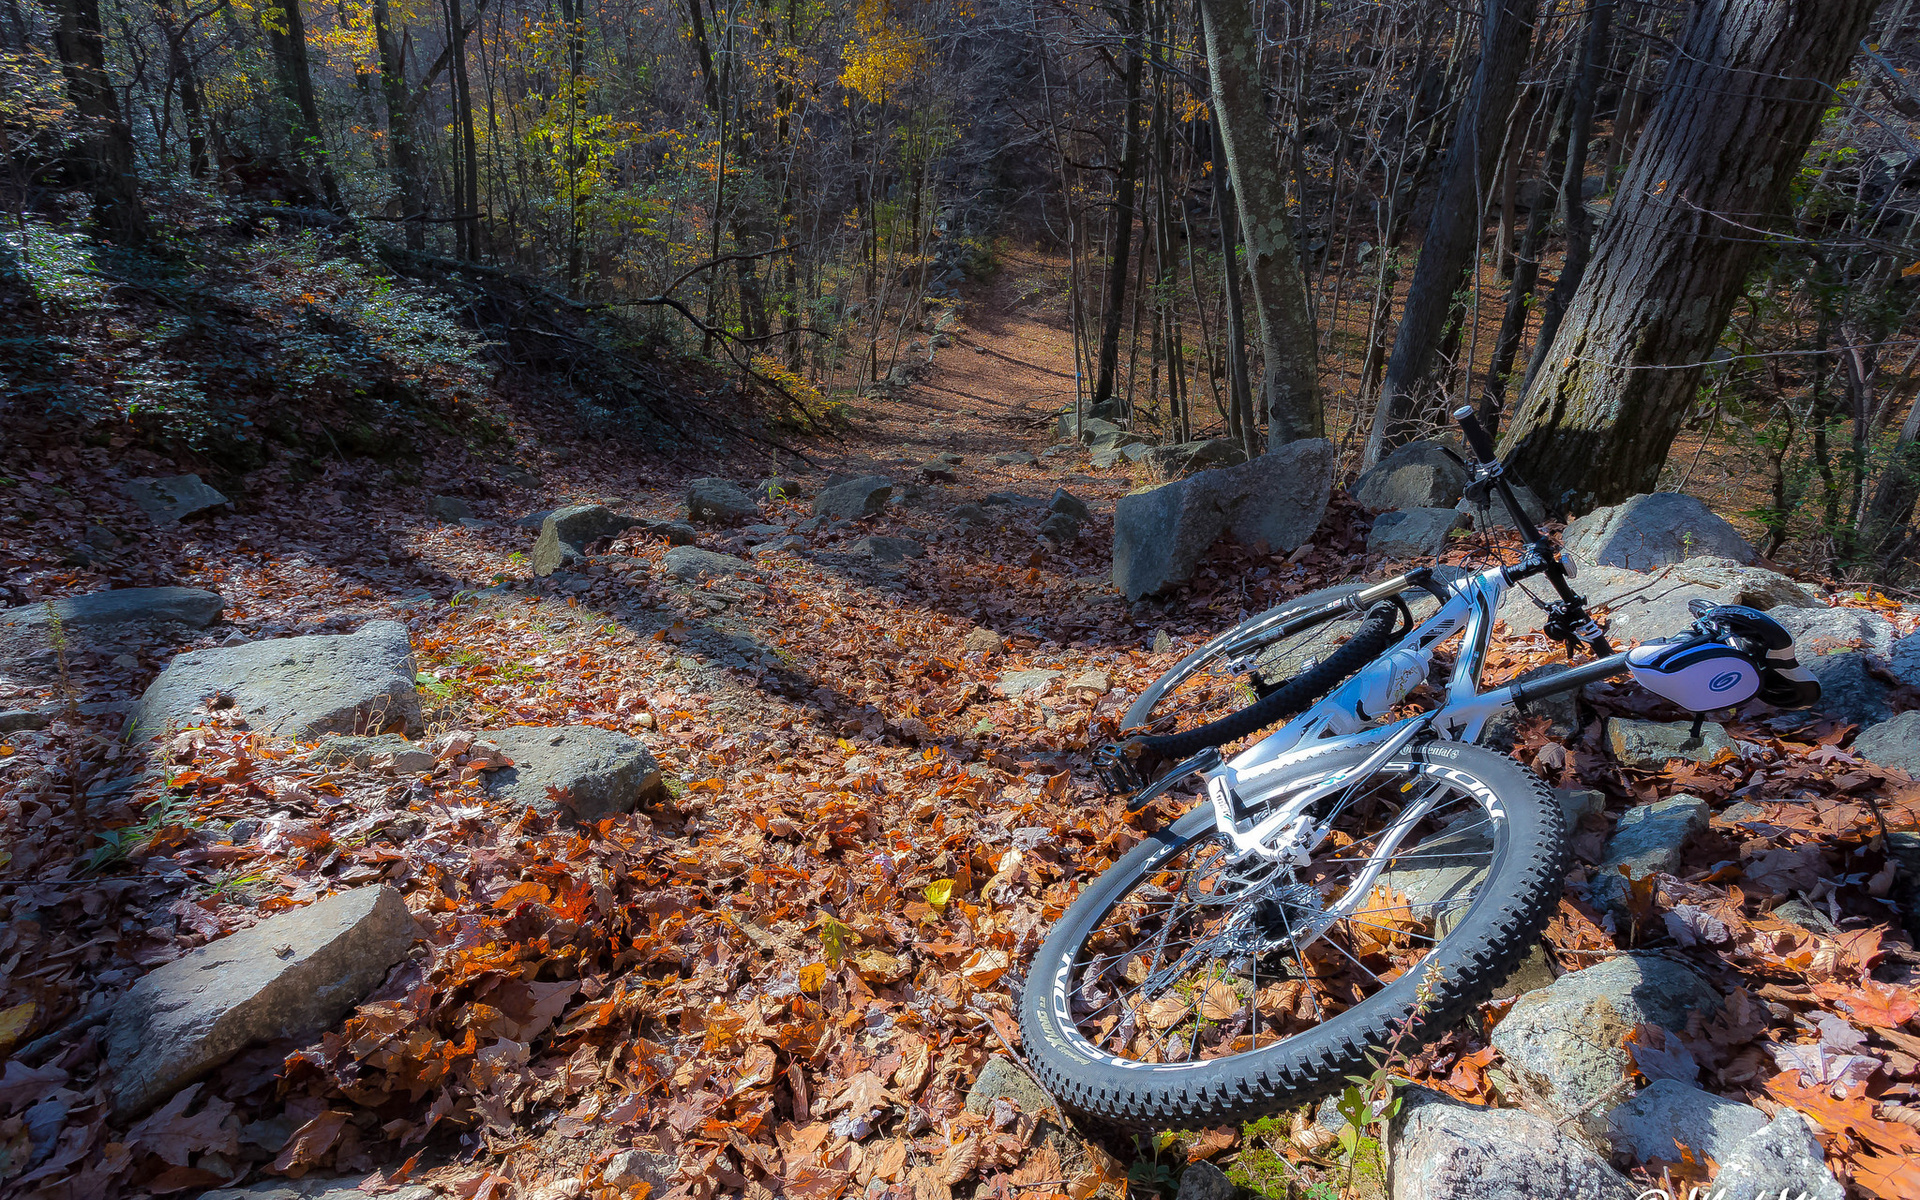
[1501,0,1880,513]
[1198,0,1322,446]
[1363,0,1537,467]
[49,0,144,241]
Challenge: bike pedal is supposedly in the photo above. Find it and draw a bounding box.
[1092,741,1145,797]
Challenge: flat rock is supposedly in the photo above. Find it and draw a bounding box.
[920,460,957,480]
[1608,719,1734,769]
[812,476,894,520]
[966,1056,1060,1119]
[130,621,421,744]
[1710,1111,1845,1200]
[964,628,1005,656]
[603,1147,680,1195]
[687,478,760,525]
[1352,440,1469,510]
[105,886,417,1119]
[997,669,1062,699]
[1174,1161,1233,1200]
[993,451,1037,466]
[535,505,637,576]
[477,725,663,820]
[662,546,757,581]
[224,1174,434,1200]
[1855,711,1920,775]
[123,474,229,523]
[852,535,925,564]
[1145,439,1247,477]
[1564,493,1756,570]
[1368,506,1465,557]
[1112,439,1334,600]
[1589,794,1710,914]
[1772,605,1898,657]
[1490,955,1719,1135]
[951,504,993,527]
[427,494,474,521]
[310,733,434,774]
[1061,670,1110,694]
[1090,440,1152,469]
[1387,1085,1637,1200]
[1604,1077,1768,1165]
[0,587,222,630]
[1553,787,1607,825]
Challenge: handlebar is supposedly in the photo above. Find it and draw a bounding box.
[1452,404,1499,465]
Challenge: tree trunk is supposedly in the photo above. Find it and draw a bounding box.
[1479,74,1572,431]
[371,0,425,249]
[1197,0,1322,446]
[48,0,144,241]
[1517,0,1611,400]
[1093,0,1144,405]
[1501,0,1881,514]
[1363,0,1538,467]
[267,0,340,208]
[446,0,480,259]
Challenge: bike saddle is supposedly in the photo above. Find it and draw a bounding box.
[1671,602,1821,709]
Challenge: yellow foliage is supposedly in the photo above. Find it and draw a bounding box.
[839,0,923,103]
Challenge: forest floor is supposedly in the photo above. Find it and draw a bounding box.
[3,250,1920,1200]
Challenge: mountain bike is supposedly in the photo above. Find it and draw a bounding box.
[1017,407,1818,1128]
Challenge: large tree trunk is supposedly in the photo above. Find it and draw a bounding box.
[371,0,425,249]
[1362,0,1537,467]
[48,0,144,241]
[267,0,340,208]
[1093,0,1144,405]
[1500,0,1881,514]
[1197,0,1321,446]
[446,0,480,259]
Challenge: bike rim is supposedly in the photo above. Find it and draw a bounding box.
[1054,760,1506,1068]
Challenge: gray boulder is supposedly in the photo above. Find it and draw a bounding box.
[1801,652,1898,726]
[534,505,637,576]
[951,504,993,527]
[477,725,663,820]
[1855,711,1920,775]
[919,459,957,481]
[812,476,894,520]
[123,474,229,524]
[427,494,474,521]
[1146,439,1248,477]
[105,886,417,1119]
[1480,662,1583,750]
[966,1056,1060,1119]
[1608,719,1735,768]
[686,478,760,525]
[1048,488,1090,521]
[1112,439,1334,600]
[0,587,222,631]
[1038,513,1081,543]
[1772,606,1902,724]
[662,546,757,581]
[1564,493,1756,570]
[1352,441,1469,511]
[131,621,422,744]
[1496,558,1818,644]
[1490,956,1719,1135]
[1368,507,1465,557]
[994,451,1037,466]
[1387,1085,1637,1200]
[1588,794,1710,915]
[1604,1078,1768,1166]
[1711,1111,1845,1200]
[1456,482,1548,530]
[852,536,925,564]
[757,476,809,501]
[1893,628,1920,688]
[1090,440,1152,469]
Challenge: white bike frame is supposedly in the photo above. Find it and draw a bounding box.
[1189,563,1587,943]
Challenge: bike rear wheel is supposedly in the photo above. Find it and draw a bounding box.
[1018,740,1564,1128]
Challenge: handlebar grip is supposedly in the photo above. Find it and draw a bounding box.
[1452,405,1498,464]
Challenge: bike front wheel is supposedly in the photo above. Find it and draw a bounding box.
[1018,740,1565,1128]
